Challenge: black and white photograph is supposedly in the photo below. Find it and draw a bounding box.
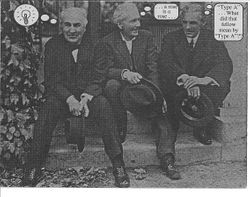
[0,0,247,191]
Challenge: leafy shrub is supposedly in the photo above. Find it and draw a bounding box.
[1,0,44,169]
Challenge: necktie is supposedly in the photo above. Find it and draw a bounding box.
[189,39,194,49]
[187,39,194,74]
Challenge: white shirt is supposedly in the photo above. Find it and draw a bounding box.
[186,32,200,48]
[120,33,136,54]
[72,49,78,63]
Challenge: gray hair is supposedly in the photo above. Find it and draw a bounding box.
[113,3,138,24]
[180,3,205,21]
[60,7,88,26]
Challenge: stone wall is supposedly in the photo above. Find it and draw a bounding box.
[223,7,247,115]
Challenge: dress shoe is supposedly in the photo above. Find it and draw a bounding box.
[160,153,181,180]
[193,128,212,145]
[21,168,42,187]
[113,166,130,188]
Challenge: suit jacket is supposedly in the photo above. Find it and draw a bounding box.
[158,29,233,97]
[44,34,103,102]
[94,30,159,86]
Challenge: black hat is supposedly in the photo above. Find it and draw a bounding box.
[120,78,163,118]
[175,90,214,127]
[65,116,85,152]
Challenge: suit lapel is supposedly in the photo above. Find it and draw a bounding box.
[77,45,86,74]
[76,37,92,75]
[174,31,190,71]
[192,30,209,71]
[114,32,133,70]
[132,35,142,71]
[174,30,210,73]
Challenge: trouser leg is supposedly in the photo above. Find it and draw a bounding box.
[88,95,123,161]
[27,95,68,168]
[198,85,231,133]
[152,114,177,159]
[104,79,127,141]
[200,85,230,115]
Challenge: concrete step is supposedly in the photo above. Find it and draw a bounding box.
[54,108,247,143]
[46,132,225,169]
[47,107,246,170]
[126,110,247,142]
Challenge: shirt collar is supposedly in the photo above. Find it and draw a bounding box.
[120,32,136,42]
[186,31,200,46]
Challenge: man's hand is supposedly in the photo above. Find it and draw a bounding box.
[66,95,82,116]
[187,86,200,99]
[80,96,90,117]
[176,74,190,86]
[123,71,142,84]
[184,76,213,89]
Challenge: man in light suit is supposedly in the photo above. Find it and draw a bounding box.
[22,7,128,188]
[95,3,181,180]
[158,3,233,145]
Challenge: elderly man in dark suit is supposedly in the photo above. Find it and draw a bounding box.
[158,3,233,145]
[95,3,180,180]
[22,7,129,188]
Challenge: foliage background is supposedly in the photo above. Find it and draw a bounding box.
[0,0,44,169]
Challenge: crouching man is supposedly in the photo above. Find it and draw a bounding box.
[158,3,233,145]
[94,3,180,180]
[22,7,129,188]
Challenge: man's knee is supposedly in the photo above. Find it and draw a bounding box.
[90,95,112,113]
[104,79,122,97]
[94,95,110,106]
[200,86,229,109]
[40,95,65,113]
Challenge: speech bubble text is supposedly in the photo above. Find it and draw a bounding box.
[214,3,243,41]
[154,4,178,20]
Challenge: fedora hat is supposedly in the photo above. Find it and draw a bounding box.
[175,90,214,127]
[120,78,163,118]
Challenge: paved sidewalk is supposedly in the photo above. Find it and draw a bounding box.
[92,161,247,188]
[1,161,246,188]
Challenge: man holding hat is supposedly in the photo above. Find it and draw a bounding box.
[22,7,128,187]
[158,3,233,145]
[95,3,180,180]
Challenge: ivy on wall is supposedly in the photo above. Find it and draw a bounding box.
[0,0,44,169]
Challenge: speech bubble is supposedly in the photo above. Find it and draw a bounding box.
[214,3,243,41]
[154,4,179,20]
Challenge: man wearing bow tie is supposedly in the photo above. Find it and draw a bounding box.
[158,3,233,145]
[22,7,126,187]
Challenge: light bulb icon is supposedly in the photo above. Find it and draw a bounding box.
[14,4,39,27]
[21,10,31,25]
